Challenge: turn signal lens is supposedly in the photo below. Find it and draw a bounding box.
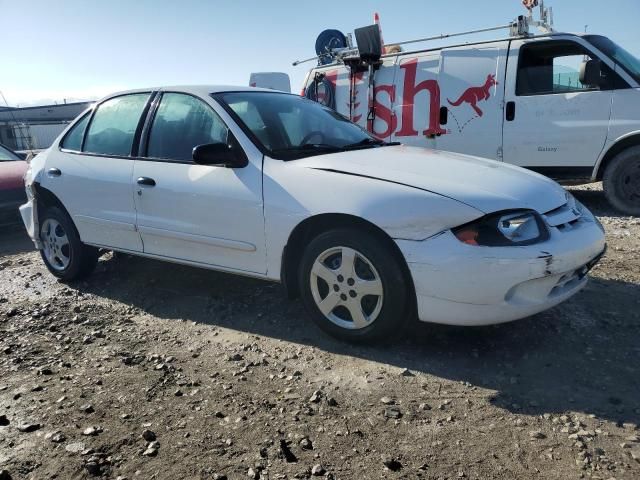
[454,227,479,245]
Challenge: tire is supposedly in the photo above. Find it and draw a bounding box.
[603,146,640,216]
[39,206,98,281]
[298,228,411,343]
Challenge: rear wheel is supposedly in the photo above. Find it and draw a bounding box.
[299,228,410,343]
[39,206,98,280]
[603,146,640,216]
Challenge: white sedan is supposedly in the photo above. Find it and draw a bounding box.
[20,86,606,342]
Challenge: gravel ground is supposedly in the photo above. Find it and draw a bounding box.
[0,183,639,480]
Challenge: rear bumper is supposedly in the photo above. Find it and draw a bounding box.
[396,216,606,326]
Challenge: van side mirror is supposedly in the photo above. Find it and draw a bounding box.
[580,59,604,87]
[192,141,248,168]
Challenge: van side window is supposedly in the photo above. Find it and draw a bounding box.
[517,41,612,96]
[84,94,150,156]
[60,112,90,151]
[147,93,229,162]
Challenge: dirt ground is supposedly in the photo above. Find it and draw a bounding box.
[0,183,639,480]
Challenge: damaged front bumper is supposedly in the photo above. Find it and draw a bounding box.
[396,213,606,326]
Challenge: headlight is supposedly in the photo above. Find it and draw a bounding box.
[452,210,549,246]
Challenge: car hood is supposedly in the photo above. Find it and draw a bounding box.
[296,145,568,214]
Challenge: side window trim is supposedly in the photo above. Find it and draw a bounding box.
[58,110,92,152]
[140,91,234,164]
[75,91,154,158]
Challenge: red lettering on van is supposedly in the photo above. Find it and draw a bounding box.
[396,60,446,137]
[371,85,397,138]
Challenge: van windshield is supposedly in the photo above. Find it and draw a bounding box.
[214,91,391,160]
[585,35,640,84]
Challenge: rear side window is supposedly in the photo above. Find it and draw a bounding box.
[146,93,229,161]
[517,41,613,96]
[84,93,149,156]
[60,113,90,151]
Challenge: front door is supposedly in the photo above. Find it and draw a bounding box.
[502,38,613,169]
[133,92,266,274]
[435,44,506,160]
[42,93,151,252]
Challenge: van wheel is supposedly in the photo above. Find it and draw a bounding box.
[299,228,410,343]
[603,146,640,216]
[39,206,98,281]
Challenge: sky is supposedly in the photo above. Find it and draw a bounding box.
[2,0,639,106]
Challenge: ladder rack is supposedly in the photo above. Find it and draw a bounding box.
[292,1,554,67]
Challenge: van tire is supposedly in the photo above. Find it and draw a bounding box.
[298,228,410,343]
[39,206,99,281]
[603,146,640,216]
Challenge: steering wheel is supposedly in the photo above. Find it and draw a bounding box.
[300,130,326,146]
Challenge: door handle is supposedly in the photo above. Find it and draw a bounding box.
[47,167,61,177]
[505,101,516,122]
[136,177,156,187]
[439,106,448,125]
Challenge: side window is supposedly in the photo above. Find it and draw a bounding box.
[517,42,610,96]
[84,93,149,156]
[147,93,229,161]
[553,55,591,92]
[60,112,90,151]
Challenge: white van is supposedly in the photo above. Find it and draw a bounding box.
[288,24,640,215]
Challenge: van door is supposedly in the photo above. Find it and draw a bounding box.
[502,38,613,172]
[435,44,506,160]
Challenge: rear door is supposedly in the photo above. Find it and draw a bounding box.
[502,37,613,170]
[42,93,151,252]
[435,44,506,160]
[132,91,266,274]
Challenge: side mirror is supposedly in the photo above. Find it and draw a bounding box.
[579,59,604,87]
[192,141,248,168]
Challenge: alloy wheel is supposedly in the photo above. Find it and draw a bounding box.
[309,246,384,330]
[40,218,71,271]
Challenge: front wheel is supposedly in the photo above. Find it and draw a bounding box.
[603,146,640,216]
[299,228,411,343]
[39,206,98,281]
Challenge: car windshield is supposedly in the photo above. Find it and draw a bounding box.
[215,91,389,160]
[585,35,640,84]
[0,144,21,161]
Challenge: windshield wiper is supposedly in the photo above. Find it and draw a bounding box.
[272,144,344,154]
[342,138,399,150]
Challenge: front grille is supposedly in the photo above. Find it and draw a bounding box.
[543,201,582,230]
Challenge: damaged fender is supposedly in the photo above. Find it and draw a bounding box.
[19,154,45,249]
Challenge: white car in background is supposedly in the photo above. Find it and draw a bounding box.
[20,86,606,342]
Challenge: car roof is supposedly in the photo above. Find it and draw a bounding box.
[101,85,281,102]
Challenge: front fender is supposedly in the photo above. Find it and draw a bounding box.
[263,158,484,279]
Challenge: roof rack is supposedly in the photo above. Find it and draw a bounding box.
[293,1,554,67]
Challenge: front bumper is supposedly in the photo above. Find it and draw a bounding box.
[19,184,41,248]
[396,213,606,326]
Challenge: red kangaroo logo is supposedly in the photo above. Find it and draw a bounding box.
[447,74,498,117]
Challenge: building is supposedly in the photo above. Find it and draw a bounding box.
[0,101,91,151]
